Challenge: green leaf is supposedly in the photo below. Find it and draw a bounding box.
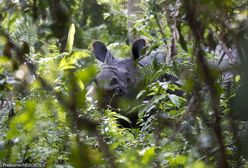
[168,94,180,108]
[136,90,146,99]
[140,147,156,165]
[71,49,91,59]
[58,50,91,70]
[0,56,10,65]
[139,94,166,117]
[168,155,187,166]
[77,79,85,91]
[75,64,97,85]
[187,161,209,168]
[65,23,76,52]
[6,100,36,139]
[235,75,241,82]
[114,113,131,124]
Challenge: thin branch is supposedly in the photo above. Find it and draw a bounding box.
[196,44,229,168]
[152,0,167,44]
[182,0,229,167]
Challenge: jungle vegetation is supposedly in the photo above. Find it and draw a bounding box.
[0,0,248,167]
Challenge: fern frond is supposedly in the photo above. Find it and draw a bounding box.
[139,64,171,85]
[58,49,91,70]
[12,15,38,48]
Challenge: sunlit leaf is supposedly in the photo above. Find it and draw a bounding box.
[77,79,85,91]
[6,100,36,139]
[168,94,180,108]
[0,56,10,65]
[58,50,91,70]
[168,155,187,166]
[140,147,156,165]
[235,75,241,82]
[65,23,76,52]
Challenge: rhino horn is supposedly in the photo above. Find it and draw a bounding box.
[132,38,146,60]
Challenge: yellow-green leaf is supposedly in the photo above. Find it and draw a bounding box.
[65,23,76,52]
[0,56,10,65]
[235,75,241,82]
[77,79,85,91]
[140,147,156,165]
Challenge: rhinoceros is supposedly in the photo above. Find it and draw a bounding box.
[92,38,177,109]
[91,38,238,127]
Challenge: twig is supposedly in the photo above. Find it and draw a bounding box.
[218,39,235,65]
[152,0,167,44]
[196,44,229,168]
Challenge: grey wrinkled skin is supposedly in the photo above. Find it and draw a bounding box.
[92,39,148,108]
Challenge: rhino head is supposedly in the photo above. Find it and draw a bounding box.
[93,39,146,108]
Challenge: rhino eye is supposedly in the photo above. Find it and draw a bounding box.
[127,77,131,83]
[94,79,98,85]
[110,77,118,85]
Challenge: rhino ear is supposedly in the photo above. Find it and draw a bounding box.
[93,41,114,63]
[132,38,146,60]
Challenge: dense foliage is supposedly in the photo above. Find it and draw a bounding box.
[0,0,248,167]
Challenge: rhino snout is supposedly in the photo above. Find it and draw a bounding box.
[114,87,126,96]
[94,77,126,96]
